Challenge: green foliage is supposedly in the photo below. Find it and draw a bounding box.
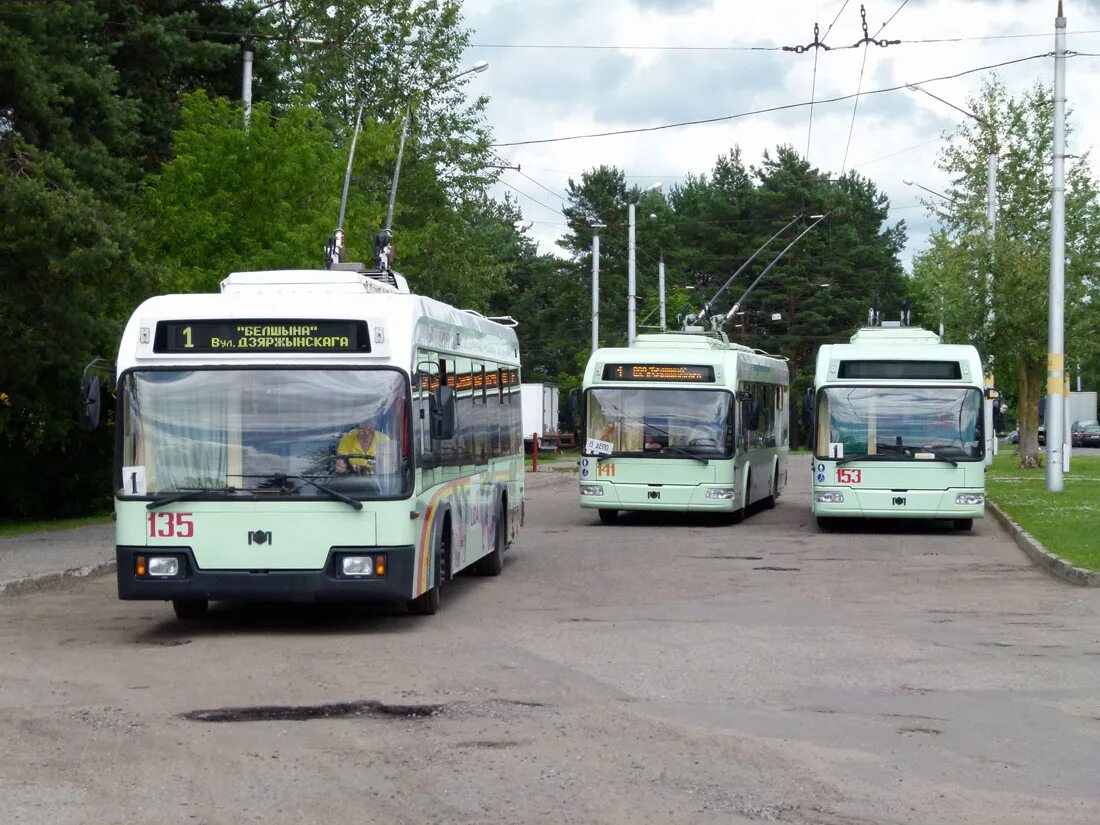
[538,149,907,436]
[0,2,156,518]
[908,77,1100,465]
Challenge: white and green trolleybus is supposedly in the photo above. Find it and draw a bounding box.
[101,266,523,619]
[579,332,789,522]
[810,323,988,529]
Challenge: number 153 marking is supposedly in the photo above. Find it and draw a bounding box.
[836,468,862,484]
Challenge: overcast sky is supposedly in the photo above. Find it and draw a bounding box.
[456,0,1100,269]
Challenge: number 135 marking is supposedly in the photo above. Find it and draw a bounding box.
[147,512,194,538]
[837,468,862,484]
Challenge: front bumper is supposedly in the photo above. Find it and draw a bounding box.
[116,545,416,603]
[579,482,738,512]
[812,488,985,519]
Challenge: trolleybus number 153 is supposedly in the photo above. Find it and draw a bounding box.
[837,468,862,484]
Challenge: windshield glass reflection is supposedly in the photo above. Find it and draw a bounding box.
[586,388,734,457]
[120,369,409,499]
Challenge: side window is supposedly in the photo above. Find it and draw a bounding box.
[415,352,439,470]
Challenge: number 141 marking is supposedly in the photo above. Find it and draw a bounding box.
[148,512,194,538]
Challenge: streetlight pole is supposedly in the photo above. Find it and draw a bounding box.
[1047,2,1067,491]
[591,223,605,352]
[628,201,636,346]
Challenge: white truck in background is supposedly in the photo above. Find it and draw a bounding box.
[521,383,559,448]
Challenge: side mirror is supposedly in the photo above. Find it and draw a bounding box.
[79,376,102,432]
[984,387,1000,401]
[429,385,456,440]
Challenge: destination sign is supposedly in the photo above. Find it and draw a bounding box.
[601,363,716,382]
[155,320,371,353]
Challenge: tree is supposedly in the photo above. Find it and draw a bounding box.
[0,2,156,517]
[909,77,1100,467]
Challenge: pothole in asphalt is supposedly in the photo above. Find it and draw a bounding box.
[753,566,800,572]
[182,698,546,723]
[898,726,942,735]
[182,700,446,723]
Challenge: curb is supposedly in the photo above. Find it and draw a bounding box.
[0,560,116,598]
[985,499,1100,587]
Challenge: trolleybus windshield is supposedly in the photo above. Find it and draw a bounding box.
[118,369,411,500]
[815,386,984,462]
[586,388,734,457]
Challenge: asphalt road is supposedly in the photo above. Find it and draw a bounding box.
[1,456,1099,825]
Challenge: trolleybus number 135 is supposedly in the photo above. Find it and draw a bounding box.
[148,512,194,538]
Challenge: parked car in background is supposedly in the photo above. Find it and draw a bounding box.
[1008,428,1019,445]
[1072,420,1100,447]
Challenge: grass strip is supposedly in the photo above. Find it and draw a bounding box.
[0,514,113,538]
[986,453,1100,571]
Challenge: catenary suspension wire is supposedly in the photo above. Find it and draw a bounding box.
[492,53,1051,147]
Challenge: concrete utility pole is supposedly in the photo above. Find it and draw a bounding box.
[591,224,605,352]
[241,40,254,128]
[658,256,667,332]
[1046,1,1067,491]
[627,202,637,346]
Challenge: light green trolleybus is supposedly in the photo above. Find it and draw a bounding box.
[810,323,988,530]
[579,332,789,523]
[100,266,523,619]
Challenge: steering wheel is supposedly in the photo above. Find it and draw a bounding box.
[688,437,718,447]
[333,453,376,474]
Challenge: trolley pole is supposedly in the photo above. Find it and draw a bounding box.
[1046,1,1067,491]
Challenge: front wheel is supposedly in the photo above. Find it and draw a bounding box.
[408,530,447,615]
[597,508,618,525]
[953,518,974,531]
[172,599,208,620]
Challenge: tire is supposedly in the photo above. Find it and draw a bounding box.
[597,508,618,525]
[953,518,974,531]
[732,473,750,523]
[474,502,505,577]
[408,526,448,615]
[762,472,778,509]
[172,599,208,620]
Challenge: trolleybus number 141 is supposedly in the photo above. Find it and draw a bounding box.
[837,468,862,484]
[148,512,194,538]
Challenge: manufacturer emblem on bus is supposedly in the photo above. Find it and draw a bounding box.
[248,530,273,545]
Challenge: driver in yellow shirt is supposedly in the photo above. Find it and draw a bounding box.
[334,420,391,475]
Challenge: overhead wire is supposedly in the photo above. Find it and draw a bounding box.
[491,52,1053,147]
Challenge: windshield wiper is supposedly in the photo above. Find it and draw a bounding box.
[146,487,237,510]
[267,473,363,511]
[837,453,958,467]
[661,445,709,465]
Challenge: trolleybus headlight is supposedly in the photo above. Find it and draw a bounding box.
[955,494,985,506]
[340,555,378,577]
[147,556,179,577]
[815,491,845,503]
[706,487,736,500]
[579,484,604,496]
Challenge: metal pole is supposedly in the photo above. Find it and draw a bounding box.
[591,230,601,352]
[1046,1,1067,491]
[628,202,636,346]
[385,104,412,232]
[986,151,998,464]
[242,42,253,129]
[334,101,366,263]
[658,256,666,332]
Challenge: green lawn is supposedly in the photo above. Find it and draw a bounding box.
[986,453,1100,571]
[0,513,113,538]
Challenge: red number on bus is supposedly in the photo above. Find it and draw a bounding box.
[836,468,862,484]
[147,512,195,538]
